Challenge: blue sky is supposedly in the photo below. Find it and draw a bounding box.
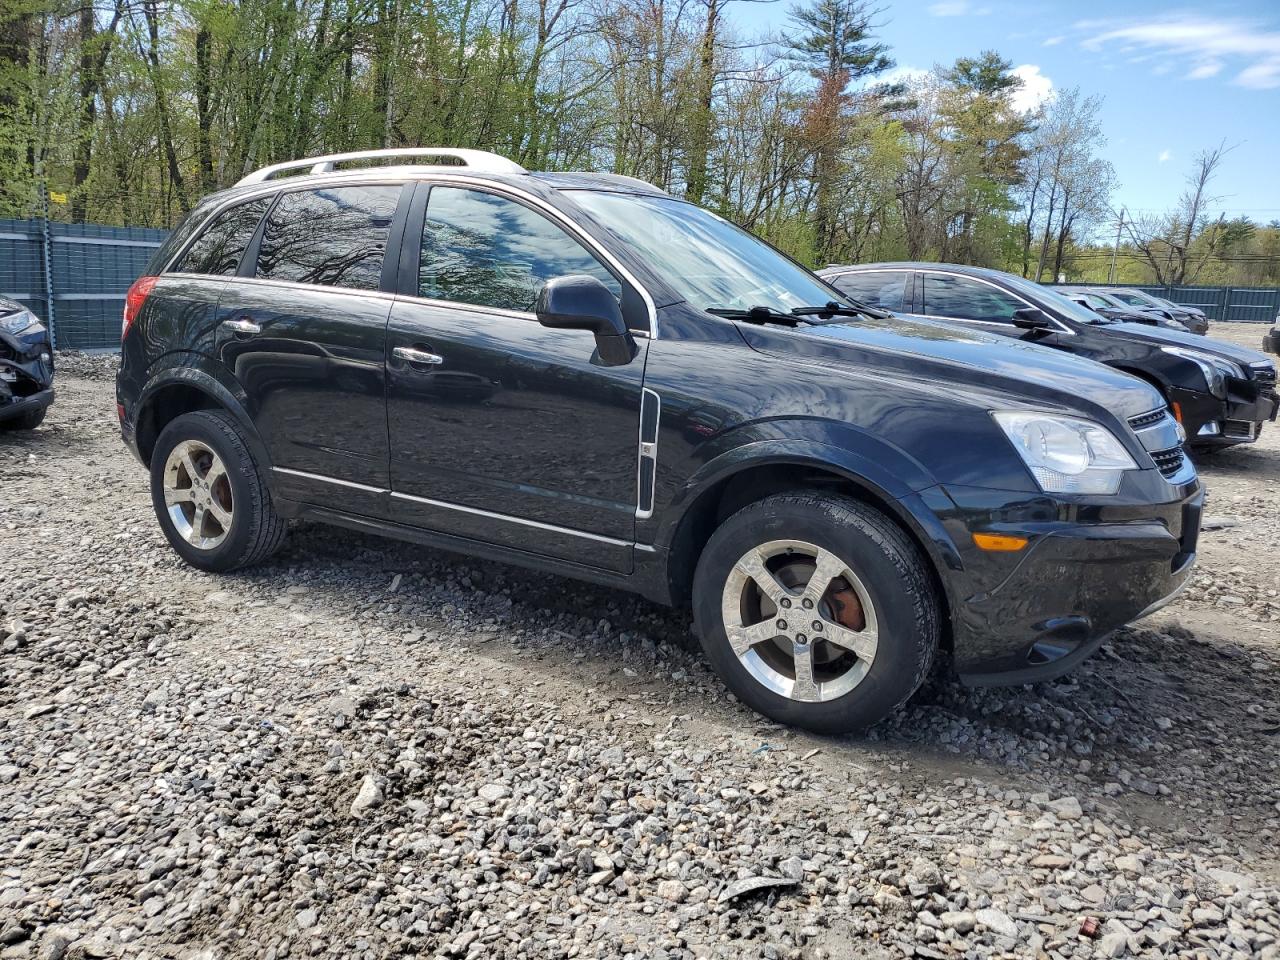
[731,0,1280,228]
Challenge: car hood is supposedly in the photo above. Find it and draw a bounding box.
[755,313,1164,420]
[1103,322,1271,366]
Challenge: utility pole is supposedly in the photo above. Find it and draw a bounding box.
[1108,207,1125,284]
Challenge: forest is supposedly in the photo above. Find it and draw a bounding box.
[2,0,1277,286]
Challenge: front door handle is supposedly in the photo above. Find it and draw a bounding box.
[221,317,261,336]
[393,346,444,366]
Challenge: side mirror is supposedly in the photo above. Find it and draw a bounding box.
[1012,306,1052,331]
[536,275,636,367]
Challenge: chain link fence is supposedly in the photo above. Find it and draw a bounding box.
[0,217,167,350]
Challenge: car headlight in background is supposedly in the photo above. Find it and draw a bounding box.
[992,411,1138,495]
[0,309,42,336]
[1160,346,1243,399]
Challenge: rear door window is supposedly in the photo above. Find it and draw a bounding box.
[177,197,271,275]
[418,186,621,312]
[256,185,401,290]
[828,271,909,311]
[923,274,1024,324]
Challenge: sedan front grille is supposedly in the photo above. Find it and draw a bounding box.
[1127,409,1167,431]
[1150,446,1185,478]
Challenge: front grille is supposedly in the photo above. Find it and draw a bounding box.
[1150,446,1184,478]
[1127,409,1167,431]
[1223,419,1259,440]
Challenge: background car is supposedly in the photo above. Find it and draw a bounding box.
[0,297,55,430]
[1057,287,1186,330]
[820,263,1277,447]
[1095,287,1209,335]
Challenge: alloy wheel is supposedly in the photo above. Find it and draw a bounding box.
[720,539,879,702]
[162,440,233,550]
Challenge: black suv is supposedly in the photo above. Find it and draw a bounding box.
[119,149,1204,733]
[0,297,54,430]
[821,263,1277,448]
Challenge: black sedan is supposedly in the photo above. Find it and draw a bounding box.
[0,297,54,430]
[1097,287,1209,335]
[819,263,1277,448]
[1057,287,1187,330]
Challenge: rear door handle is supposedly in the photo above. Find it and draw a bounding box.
[221,318,261,336]
[393,346,444,366]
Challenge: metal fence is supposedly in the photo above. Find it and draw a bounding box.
[1049,282,1280,324]
[0,218,167,350]
[4,216,1280,349]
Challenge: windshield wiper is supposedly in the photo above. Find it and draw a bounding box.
[706,305,802,327]
[707,298,891,327]
[791,299,892,321]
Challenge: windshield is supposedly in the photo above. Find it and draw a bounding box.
[1001,274,1112,325]
[570,191,847,314]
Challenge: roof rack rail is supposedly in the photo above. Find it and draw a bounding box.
[236,148,527,186]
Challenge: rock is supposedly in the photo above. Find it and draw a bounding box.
[349,774,382,818]
[939,911,976,934]
[1031,854,1071,869]
[1099,930,1128,957]
[477,783,510,802]
[656,879,687,903]
[1046,796,1083,820]
[778,856,804,881]
[296,908,319,929]
[717,875,799,904]
[975,908,1018,938]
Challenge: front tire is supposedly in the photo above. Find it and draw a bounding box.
[150,410,287,571]
[692,493,939,734]
[1,407,46,430]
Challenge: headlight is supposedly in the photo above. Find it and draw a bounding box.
[992,411,1137,495]
[0,309,41,336]
[1160,347,1242,398]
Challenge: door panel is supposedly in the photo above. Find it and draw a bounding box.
[386,299,647,572]
[215,281,393,513]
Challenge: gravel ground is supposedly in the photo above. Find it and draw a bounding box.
[2,326,1278,960]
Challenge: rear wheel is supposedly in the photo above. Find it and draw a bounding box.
[692,493,939,734]
[150,410,287,571]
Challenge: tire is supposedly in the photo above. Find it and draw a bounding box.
[692,493,939,734]
[1,407,46,430]
[149,409,287,572]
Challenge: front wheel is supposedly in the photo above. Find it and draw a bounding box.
[0,407,46,430]
[149,409,287,571]
[692,493,940,734]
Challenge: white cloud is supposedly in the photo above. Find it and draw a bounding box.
[1009,64,1054,114]
[1042,36,1064,47]
[1077,14,1280,90]
[880,65,931,88]
[1158,149,1172,164]
[928,1,991,16]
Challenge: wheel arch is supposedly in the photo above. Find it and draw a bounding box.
[134,364,270,474]
[658,442,957,650]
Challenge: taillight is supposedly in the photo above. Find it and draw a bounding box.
[123,276,159,340]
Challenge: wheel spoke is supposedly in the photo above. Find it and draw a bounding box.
[822,620,878,660]
[189,505,207,544]
[208,498,233,529]
[791,644,819,701]
[164,486,195,506]
[726,620,783,657]
[181,447,204,483]
[736,549,792,606]
[205,458,227,489]
[803,547,846,605]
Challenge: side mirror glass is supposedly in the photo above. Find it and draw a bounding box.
[536,275,636,366]
[1012,306,1052,330]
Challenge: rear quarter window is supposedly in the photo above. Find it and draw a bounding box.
[175,197,272,275]
[256,185,402,290]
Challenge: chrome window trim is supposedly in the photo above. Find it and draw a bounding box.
[273,466,639,548]
[158,171,659,340]
[393,294,537,323]
[167,273,400,302]
[917,268,1076,336]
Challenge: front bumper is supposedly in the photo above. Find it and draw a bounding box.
[1172,382,1278,445]
[927,475,1203,685]
[0,386,54,423]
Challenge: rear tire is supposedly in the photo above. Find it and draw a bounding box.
[692,493,939,734]
[150,410,287,571]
